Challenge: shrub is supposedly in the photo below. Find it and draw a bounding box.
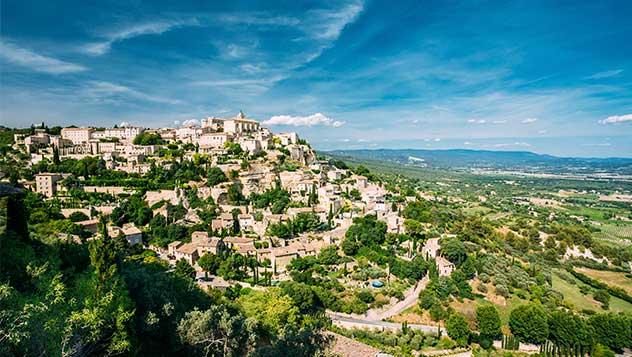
[357,290,375,303]
[495,284,509,298]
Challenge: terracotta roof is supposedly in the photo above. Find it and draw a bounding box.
[177,242,199,255]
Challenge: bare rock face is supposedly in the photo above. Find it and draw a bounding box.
[287,144,317,165]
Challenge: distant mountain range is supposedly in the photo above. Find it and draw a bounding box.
[325,149,632,174]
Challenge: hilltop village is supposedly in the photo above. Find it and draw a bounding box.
[1,113,631,356]
[14,112,432,279]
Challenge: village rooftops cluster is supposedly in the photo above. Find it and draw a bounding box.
[12,111,460,290]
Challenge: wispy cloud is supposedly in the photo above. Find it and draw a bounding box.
[599,113,632,124]
[291,1,365,66]
[307,2,364,40]
[490,142,531,148]
[86,81,181,105]
[467,119,487,124]
[217,13,300,27]
[586,69,623,80]
[263,113,345,127]
[83,19,199,55]
[521,117,538,124]
[0,40,87,74]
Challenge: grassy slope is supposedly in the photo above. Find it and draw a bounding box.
[551,271,632,313]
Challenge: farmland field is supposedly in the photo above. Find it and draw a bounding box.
[596,223,632,242]
[552,271,632,313]
[575,268,632,295]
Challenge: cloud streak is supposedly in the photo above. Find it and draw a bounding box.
[86,81,181,105]
[586,69,623,80]
[83,19,199,55]
[0,40,87,74]
[307,2,364,40]
[263,113,345,127]
[599,114,632,124]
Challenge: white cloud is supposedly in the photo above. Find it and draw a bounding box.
[522,117,538,124]
[225,44,250,59]
[599,114,632,124]
[217,13,300,27]
[240,63,264,74]
[491,142,531,148]
[86,81,181,105]
[467,119,486,124]
[191,77,282,87]
[0,40,87,74]
[84,19,199,56]
[538,129,548,134]
[463,141,472,145]
[181,119,200,127]
[492,120,507,124]
[586,69,623,80]
[119,121,131,127]
[308,2,364,40]
[263,113,345,127]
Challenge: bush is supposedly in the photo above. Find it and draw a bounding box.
[495,284,509,298]
[357,290,375,303]
[479,335,493,349]
[437,336,456,349]
[593,289,610,306]
[477,283,488,293]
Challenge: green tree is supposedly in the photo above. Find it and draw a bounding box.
[446,313,470,346]
[133,132,164,145]
[280,281,323,314]
[227,183,245,205]
[588,313,632,353]
[178,306,254,356]
[440,237,467,265]
[548,310,594,352]
[231,208,241,234]
[509,303,549,344]
[476,304,501,339]
[207,167,228,186]
[175,259,196,280]
[65,218,135,355]
[342,215,387,256]
[68,211,90,222]
[198,253,221,275]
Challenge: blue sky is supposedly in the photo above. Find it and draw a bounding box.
[1,0,631,157]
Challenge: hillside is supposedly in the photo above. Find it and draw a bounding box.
[326,149,632,174]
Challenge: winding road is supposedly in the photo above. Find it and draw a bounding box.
[327,311,439,334]
[327,276,437,333]
[367,276,429,321]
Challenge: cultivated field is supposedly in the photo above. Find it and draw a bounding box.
[576,268,632,295]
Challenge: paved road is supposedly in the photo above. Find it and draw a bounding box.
[327,311,439,334]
